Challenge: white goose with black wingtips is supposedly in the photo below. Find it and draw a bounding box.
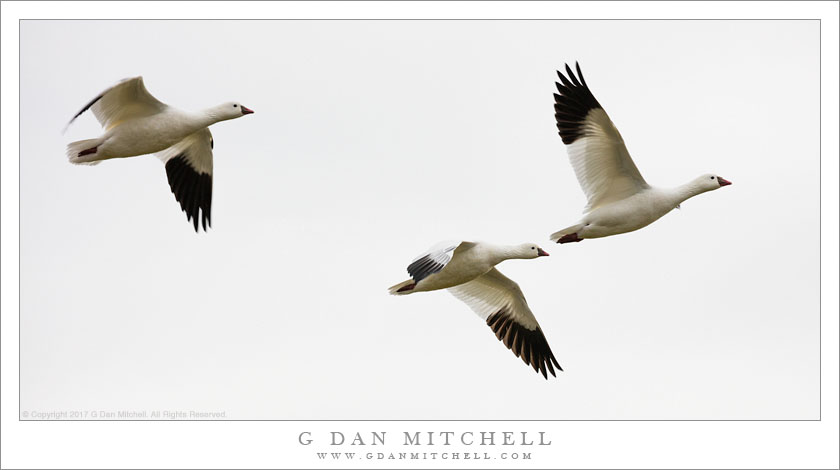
[64,76,254,231]
[389,241,562,379]
[550,63,731,244]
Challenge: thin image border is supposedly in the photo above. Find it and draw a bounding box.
[17,17,823,422]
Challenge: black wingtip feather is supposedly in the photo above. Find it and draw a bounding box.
[486,310,563,379]
[407,253,448,283]
[67,92,105,128]
[565,63,581,87]
[575,61,587,87]
[164,155,212,232]
[553,61,602,145]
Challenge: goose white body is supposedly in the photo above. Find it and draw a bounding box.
[550,63,731,243]
[562,184,707,240]
[92,109,212,160]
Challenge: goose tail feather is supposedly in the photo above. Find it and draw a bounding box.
[388,279,416,296]
[66,138,105,165]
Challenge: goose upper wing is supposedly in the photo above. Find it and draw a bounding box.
[554,62,648,212]
[67,76,167,131]
[448,268,562,379]
[406,241,476,283]
[157,129,214,232]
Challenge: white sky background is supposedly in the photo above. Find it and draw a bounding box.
[20,20,819,420]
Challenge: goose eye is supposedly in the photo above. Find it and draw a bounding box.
[710,176,714,179]
[531,247,535,250]
[233,104,238,107]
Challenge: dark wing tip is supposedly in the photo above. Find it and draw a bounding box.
[564,63,581,86]
[486,311,562,379]
[406,248,453,283]
[552,61,602,145]
[164,155,213,233]
[65,91,105,132]
[575,61,586,86]
[552,354,563,371]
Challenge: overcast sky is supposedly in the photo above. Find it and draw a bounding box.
[20,19,819,419]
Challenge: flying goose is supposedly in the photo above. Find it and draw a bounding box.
[389,241,561,379]
[550,63,731,243]
[65,76,254,231]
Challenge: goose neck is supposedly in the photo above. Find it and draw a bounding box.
[490,245,523,263]
[670,180,709,206]
[196,109,224,127]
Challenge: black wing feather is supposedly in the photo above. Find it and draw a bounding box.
[553,61,603,145]
[407,256,445,283]
[64,92,105,131]
[165,155,212,232]
[70,93,103,122]
[406,245,457,283]
[486,309,563,379]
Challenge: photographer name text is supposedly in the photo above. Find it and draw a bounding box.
[299,431,551,447]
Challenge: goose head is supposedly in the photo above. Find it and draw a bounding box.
[696,173,732,192]
[514,243,550,260]
[211,102,255,121]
